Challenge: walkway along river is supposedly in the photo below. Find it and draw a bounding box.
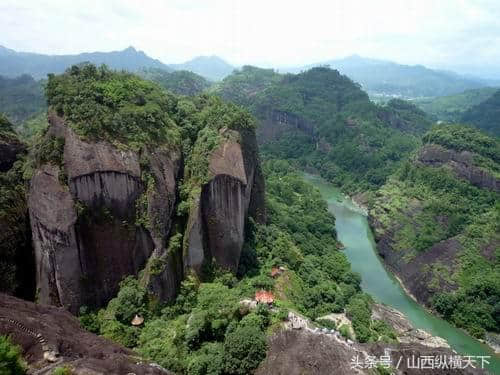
[304,173,500,373]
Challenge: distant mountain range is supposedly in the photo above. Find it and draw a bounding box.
[0,46,170,79]
[0,45,497,98]
[0,45,235,82]
[282,55,497,98]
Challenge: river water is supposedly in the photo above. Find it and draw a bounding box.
[304,173,500,373]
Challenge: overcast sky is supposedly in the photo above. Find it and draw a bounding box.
[1,0,500,71]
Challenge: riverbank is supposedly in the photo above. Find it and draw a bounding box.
[303,173,500,373]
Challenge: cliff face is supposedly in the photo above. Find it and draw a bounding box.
[28,112,264,312]
[257,109,317,143]
[29,113,181,312]
[417,144,499,192]
[370,213,460,305]
[256,327,483,375]
[184,129,265,274]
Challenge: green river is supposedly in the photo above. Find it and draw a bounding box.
[304,173,500,374]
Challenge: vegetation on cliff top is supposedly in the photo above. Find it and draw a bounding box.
[45,64,181,149]
[371,125,500,338]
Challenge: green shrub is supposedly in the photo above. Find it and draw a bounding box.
[52,366,73,375]
[316,319,336,330]
[187,342,224,375]
[0,335,26,375]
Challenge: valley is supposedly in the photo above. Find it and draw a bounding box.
[0,22,499,375]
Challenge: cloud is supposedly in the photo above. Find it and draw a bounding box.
[0,0,499,69]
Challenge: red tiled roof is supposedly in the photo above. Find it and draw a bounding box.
[255,290,274,304]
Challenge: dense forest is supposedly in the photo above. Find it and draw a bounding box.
[217,66,432,192]
[461,89,500,137]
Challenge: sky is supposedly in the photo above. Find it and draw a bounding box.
[1,0,500,73]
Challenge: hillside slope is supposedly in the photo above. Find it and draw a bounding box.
[217,66,433,192]
[0,74,45,124]
[370,125,499,339]
[140,68,211,96]
[461,89,500,137]
[414,87,498,123]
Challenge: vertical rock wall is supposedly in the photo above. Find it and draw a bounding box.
[184,130,266,275]
[28,115,181,312]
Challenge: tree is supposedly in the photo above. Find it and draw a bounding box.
[223,325,268,375]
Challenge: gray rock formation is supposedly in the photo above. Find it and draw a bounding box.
[29,113,181,312]
[418,144,499,192]
[28,114,264,312]
[0,293,172,375]
[184,129,266,274]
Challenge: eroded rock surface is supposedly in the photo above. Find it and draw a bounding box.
[29,114,264,312]
[256,328,483,375]
[184,129,265,274]
[418,144,499,192]
[0,293,171,375]
[29,114,181,312]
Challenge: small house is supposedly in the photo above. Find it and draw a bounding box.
[255,290,274,305]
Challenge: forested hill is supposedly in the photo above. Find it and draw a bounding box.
[216,66,433,192]
[414,87,498,124]
[461,89,500,137]
[0,46,170,79]
[139,68,211,96]
[0,74,45,124]
[285,55,488,98]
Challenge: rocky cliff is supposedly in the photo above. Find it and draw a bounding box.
[24,66,265,314]
[417,143,499,192]
[369,125,499,339]
[256,306,485,375]
[28,112,181,312]
[257,109,317,144]
[0,293,172,374]
[183,128,265,275]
